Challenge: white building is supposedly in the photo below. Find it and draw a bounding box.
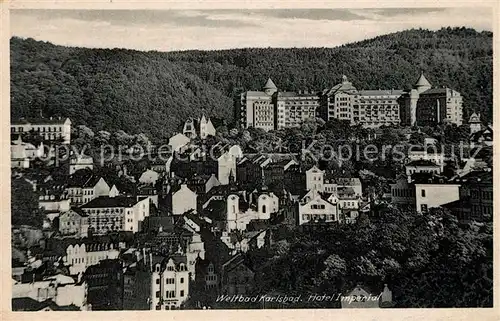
[218,152,237,185]
[225,193,273,231]
[306,165,324,192]
[139,169,160,185]
[415,183,460,213]
[65,242,120,275]
[172,184,197,215]
[150,253,190,310]
[11,117,72,144]
[69,154,94,175]
[80,196,150,234]
[298,193,339,225]
[12,274,87,310]
[168,133,191,153]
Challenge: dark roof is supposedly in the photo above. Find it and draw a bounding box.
[453,170,493,184]
[406,160,440,167]
[66,168,94,187]
[410,173,455,185]
[222,253,254,274]
[204,199,227,221]
[81,196,144,208]
[420,88,448,95]
[12,298,80,311]
[11,117,70,125]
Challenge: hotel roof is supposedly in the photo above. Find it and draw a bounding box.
[81,196,146,208]
[11,117,70,125]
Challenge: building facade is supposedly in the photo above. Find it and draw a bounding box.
[11,117,72,144]
[80,196,150,234]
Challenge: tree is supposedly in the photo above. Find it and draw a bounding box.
[11,177,43,228]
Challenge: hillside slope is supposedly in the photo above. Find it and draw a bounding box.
[10,27,493,142]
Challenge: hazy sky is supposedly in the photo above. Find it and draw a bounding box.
[11,8,493,51]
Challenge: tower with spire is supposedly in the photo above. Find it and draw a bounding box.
[263,78,278,96]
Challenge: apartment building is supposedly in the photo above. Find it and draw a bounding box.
[80,195,150,234]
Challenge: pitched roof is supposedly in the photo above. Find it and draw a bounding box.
[81,196,144,208]
[414,73,432,88]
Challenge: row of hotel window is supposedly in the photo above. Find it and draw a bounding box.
[302,214,335,221]
[156,290,184,298]
[12,126,64,132]
[71,256,107,265]
[156,277,184,284]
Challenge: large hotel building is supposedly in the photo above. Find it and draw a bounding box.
[238,74,463,130]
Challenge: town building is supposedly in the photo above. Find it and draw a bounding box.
[399,74,463,126]
[321,75,401,127]
[10,136,45,168]
[171,184,197,215]
[168,133,191,153]
[59,209,89,238]
[239,78,320,131]
[64,241,120,275]
[182,114,216,140]
[405,160,442,176]
[12,274,88,310]
[84,259,123,310]
[149,252,191,310]
[298,192,339,225]
[11,117,72,144]
[453,170,493,221]
[139,169,160,185]
[186,174,220,195]
[65,169,112,206]
[414,177,461,213]
[69,154,94,175]
[275,90,320,130]
[469,112,482,135]
[220,254,255,296]
[80,195,150,234]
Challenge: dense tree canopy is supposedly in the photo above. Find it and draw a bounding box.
[251,208,492,308]
[11,27,492,143]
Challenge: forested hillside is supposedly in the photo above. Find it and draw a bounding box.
[11,27,493,142]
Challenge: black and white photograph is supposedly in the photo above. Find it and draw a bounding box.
[6,3,496,314]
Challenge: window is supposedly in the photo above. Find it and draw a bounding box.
[421,189,426,197]
[156,278,160,284]
[156,291,160,298]
[180,290,184,297]
[180,278,184,284]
